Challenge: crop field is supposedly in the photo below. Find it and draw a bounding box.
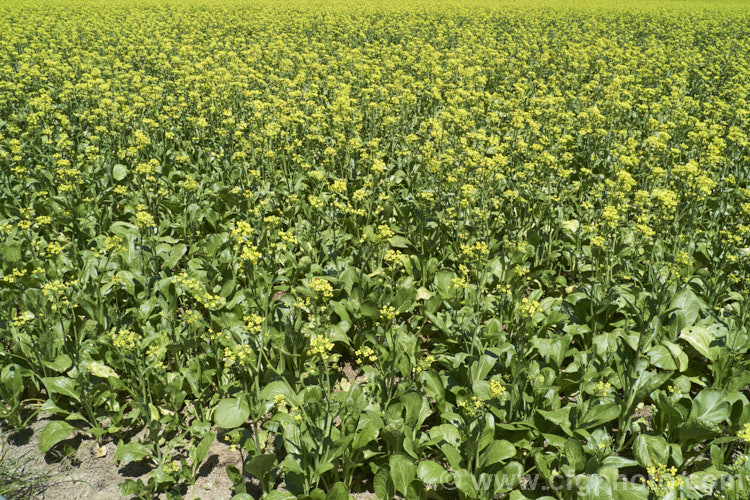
[1,0,750,498]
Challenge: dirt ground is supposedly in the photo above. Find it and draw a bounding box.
[2,417,248,500]
[1,418,379,499]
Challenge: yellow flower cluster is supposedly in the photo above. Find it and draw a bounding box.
[458,396,484,417]
[307,335,335,361]
[644,464,685,496]
[308,277,333,300]
[519,296,540,319]
[135,210,155,229]
[739,423,750,443]
[379,305,396,321]
[41,279,75,310]
[163,460,182,475]
[595,380,612,397]
[173,272,225,310]
[9,311,35,329]
[274,394,287,411]
[230,221,261,264]
[355,345,377,364]
[490,380,507,399]
[112,328,141,352]
[243,313,264,334]
[223,344,253,366]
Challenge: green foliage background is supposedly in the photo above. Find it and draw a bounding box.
[1,0,750,498]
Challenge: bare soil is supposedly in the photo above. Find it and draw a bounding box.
[2,418,379,499]
[2,418,239,500]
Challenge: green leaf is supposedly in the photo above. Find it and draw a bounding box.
[389,454,416,496]
[600,456,638,469]
[194,431,216,465]
[394,286,417,312]
[417,460,448,485]
[453,468,478,498]
[580,402,620,429]
[576,474,612,500]
[0,364,23,401]
[245,454,276,479]
[42,376,80,402]
[670,288,704,327]
[87,361,119,379]
[689,389,730,424]
[214,397,250,429]
[112,164,128,181]
[262,492,296,500]
[3,241,21,262]
[39,421,75,453]
[498,462,524,492]
[390,235,411,248]
[633,434,668,469]
[647,345,677,370]
[406,479,427,500]
[565,438,585,473]
[41,354,72,373]
[612,481,649,500]
[429,424,461,447]
[479,440,515,469]
[113,441,151,464]
[679,326,715,361]
[418,370,445,402]
[373,465,395,500]
[326,482,350,500]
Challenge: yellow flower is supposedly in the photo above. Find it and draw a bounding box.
[739,423,750,443]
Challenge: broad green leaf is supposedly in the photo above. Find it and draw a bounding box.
[479,440,515,469]
[0,364,23,401]
[418,370,445,402]
[326,482,350,500]
[262,492,296,500]
[389,454,416,496]
[497,462,524,492]
[453,468,478,498]
[373,465,395,500]
[417,460,448,484]
[601,456,638,469]
[3,241,21,262]
[390,235,411,248]
[429,424,461,447]
[42,376,80,402]
[406,479,427,500]
[194,431,216,465]
[41,354,72,373]
[612,481,649,500]
[679,326,715,361]
[39,421,75,453]
[112,164,128,181]
[566,438,585,473]
[580,403,620,429]
[394,285,417,312]
[214,397,250,429]
[689,389,730,424]
[633,434,668,469]
[113,441,151,464]
[245,454,276,479]
[87,361,119,379]
[670,288,704,327]
[576,473,612,500]
[647,345,677,370]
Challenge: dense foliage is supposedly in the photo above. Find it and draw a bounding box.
[1,1,750,498]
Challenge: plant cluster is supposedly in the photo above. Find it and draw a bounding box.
[1,0,750,499]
